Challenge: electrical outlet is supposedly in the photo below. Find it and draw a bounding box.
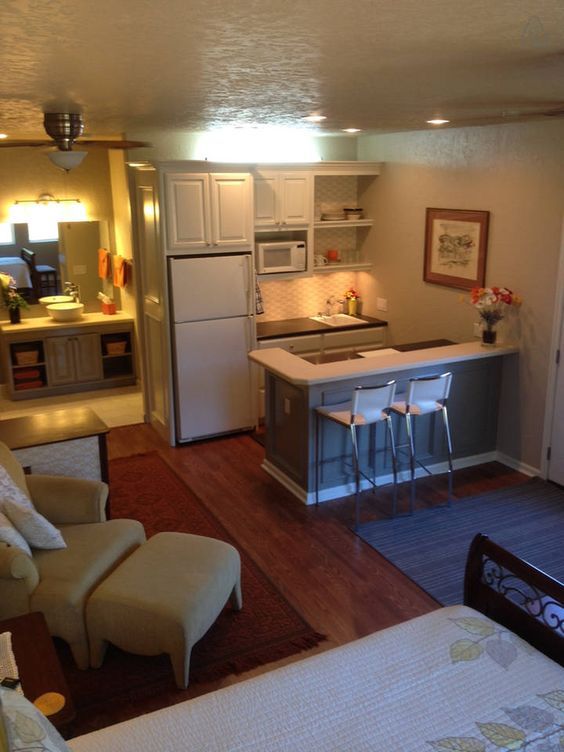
[473,323,482,337]
[376,297,388,312]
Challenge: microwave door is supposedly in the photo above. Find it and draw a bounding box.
[261,244,292,273]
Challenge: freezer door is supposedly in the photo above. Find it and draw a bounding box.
[169,254,251,322]
[174,317,254,441]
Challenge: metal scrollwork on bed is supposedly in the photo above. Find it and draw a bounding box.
[464,533,564,665]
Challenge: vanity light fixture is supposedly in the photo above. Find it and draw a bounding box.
[9,194,87,239]
[426,118,450,125]
[47,150,88,171]
[303,114,327,123]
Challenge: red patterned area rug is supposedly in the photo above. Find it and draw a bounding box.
[58,451,325,737]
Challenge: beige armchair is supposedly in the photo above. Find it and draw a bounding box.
[0,441,146,669]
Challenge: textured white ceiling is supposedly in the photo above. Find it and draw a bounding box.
[0,0,563,139]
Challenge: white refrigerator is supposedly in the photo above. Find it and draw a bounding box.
[169,254,255,443]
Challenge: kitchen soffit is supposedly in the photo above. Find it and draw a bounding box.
[0,1,563,141]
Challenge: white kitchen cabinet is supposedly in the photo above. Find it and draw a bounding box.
[254,171,311,229]
[164,172,252,253]
[46,333,102,385]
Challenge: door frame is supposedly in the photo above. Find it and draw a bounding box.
[541,214,564,479]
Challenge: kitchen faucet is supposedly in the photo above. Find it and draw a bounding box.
[324,295,344,315]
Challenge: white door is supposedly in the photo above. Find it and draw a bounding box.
[209,173,252,248]
[169,255,251,322]
[548,300,564,484]
[280,172,311,225]
[73,333,103,382]
[45,336,76,385]
[254,174,278,227]
[164,173,211,252]
[174,317,254,441]
[134,173,169,441]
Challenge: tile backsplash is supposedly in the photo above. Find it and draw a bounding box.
[258,272,357,321]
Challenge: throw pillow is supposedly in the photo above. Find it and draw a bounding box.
[0,467,32,510]
[0,686,70,752]
[2,501,66,551]
[0,512,31,556]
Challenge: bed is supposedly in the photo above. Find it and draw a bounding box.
[0,257,32,289]
[65,534,563,752]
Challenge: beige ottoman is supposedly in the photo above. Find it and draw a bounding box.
[86,531,242,688]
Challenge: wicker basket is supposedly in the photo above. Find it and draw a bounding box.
[106,341,127,356]
[15,350,39,366]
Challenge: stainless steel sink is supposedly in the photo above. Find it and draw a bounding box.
[309,314,370,327]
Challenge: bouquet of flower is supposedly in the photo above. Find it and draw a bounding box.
[470,286,520,328]
[0,273,29,311]
[344,288,360,300]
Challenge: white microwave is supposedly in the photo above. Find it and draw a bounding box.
[256,241,306,274]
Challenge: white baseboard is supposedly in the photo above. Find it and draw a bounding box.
[263,450,532,506]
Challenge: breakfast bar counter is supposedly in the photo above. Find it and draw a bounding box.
[249,341,518,505]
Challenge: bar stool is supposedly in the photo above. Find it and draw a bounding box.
[390,372,453,514]
[315,380,398,529]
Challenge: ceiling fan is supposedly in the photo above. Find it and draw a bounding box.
[0,113,149,170]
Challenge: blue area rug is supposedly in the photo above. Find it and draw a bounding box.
[355,478,564,605]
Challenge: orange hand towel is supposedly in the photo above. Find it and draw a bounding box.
[113,255,127,288]
[98,248,111,279]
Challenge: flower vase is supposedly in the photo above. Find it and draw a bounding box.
[481,325,497,346]
[9,307,21,324]
[347,298,358,316]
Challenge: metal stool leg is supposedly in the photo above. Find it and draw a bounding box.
[442,405,454,506]
[386,415,398,516]
[315,412,321,506]
[405,412,416,515]
[350,422,361,530]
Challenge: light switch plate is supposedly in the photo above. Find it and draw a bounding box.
[376,297,388,311]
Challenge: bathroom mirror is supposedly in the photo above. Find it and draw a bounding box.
[0,221,121,309]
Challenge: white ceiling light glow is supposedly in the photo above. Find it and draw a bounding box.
[0,134,7,140]
[194,128,321,163]
[342,128,362,133]
[426,118,450,125]
[303,114,326,123]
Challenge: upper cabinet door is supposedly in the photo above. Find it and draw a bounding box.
[254,175,278,227]
[253,171,311,228]
[279,172,311,226]
[209,174,252,248]
[164,173,211,251]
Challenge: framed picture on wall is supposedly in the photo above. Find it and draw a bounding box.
[423,208,490,290]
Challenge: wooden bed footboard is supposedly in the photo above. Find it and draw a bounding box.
[464,533,563,665]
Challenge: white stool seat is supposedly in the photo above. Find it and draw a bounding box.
[317,401,390,426]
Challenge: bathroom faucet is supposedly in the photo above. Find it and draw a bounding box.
[64,281,80,303]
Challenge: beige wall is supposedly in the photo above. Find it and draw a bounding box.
[0,148,114,225]
[358,120,564,471]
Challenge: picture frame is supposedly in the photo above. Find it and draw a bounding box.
[423,208,490,290]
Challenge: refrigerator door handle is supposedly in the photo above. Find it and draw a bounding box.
[244,254,253,316]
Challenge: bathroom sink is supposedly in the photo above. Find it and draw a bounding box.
[46,302,85,322]
[39,295,74,306]
[309,314,370,327]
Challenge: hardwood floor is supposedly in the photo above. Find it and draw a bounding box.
[108,424,529,649]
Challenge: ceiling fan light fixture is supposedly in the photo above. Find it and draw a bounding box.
[47,150,88,171]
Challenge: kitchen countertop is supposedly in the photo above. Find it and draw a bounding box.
[249,340,519,386]
[256,315,387,340]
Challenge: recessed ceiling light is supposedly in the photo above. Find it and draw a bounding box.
[0,133,7,139]
[342,128,362,133]
[303,114,326,123]
[426,118,450,125]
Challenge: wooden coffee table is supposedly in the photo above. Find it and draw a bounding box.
[0,612,75,728]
